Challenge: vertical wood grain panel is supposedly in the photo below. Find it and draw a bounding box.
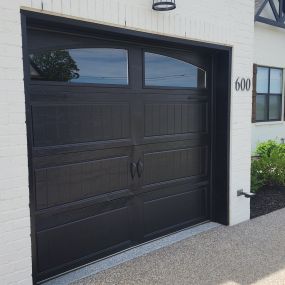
[42,0,52,11]
[94,0,104,22]
[21,0,245,48]
[52,0,62,14]
[87,0,95,19]
[31,0,42,9]
[61,0,71,15]
[143,147,206,185]
[35,156,129,209]
[79,0,88,18]
[117,2,126,26]
[70,0,79,17]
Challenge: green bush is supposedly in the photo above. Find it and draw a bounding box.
[255,140,279,157]
[251,140,285,192]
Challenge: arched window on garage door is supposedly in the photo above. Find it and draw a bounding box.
[29,48,129,85]
[144,52,206,88]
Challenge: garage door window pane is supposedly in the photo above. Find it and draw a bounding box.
[256,95,267,121]
[269,95,281,120]
[270,68,283,94]
[30,48,128,85]
[256,67,269,93]
[144,52,206,88]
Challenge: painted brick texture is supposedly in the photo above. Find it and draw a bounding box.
[251,23,285,151]
[0,1,32,285]
[0,0,254,284]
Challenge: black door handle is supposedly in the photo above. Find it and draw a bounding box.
[130,162,136,179]
[137,159,144,178]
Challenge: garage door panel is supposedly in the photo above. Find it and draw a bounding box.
[144,101,208,138]
[26,28,213,281]
[33,145,133,168]
[141,177,208,194]
[32,103,130,147]
[36,194,131,231]
[37,205,131,274]
[35,155,130,210]
[29,85,134,102]
[142,146,208,187]
[142,186,207,239]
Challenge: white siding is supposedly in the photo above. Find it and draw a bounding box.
[254,22,285,67]
[252,122,285,152]
[252,22,285,152]
[0,0,255,284]
[0,1,32,285]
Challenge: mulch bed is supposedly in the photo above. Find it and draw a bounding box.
[251,186,285,219]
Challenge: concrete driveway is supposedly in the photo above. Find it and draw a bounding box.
[71,208,285,285]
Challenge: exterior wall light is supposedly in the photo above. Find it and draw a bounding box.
[152,0,176,11]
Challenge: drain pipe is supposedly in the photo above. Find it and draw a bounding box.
[237,189,255,198]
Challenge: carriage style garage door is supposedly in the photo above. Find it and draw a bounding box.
[26,24,213,281]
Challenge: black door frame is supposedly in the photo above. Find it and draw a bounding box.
[21,10,231,284]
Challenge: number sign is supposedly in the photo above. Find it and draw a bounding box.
[235,77,251,91]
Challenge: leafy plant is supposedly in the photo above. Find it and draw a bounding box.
[255,140,279,157]
[251,140,285,192]
[251,161,265,193]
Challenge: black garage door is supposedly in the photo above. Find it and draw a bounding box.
[26,26,212,281]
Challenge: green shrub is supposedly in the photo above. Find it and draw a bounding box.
[251,161,265,193]
[276,144,285,158]
[255,140,279,157]
[251,140,285,192]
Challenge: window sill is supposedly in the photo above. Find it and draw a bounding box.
[254,121,284,126]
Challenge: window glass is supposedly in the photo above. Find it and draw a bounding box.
[260,2,276,21]
[256,67,269,93]
[270,68,283,94]
[256,95,267,121]
[272,0,279,14]
[256,66,283,122]
[144,52,206,88]
[269,95,282,120]
[30,48,128,85]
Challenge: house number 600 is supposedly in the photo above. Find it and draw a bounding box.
[235,77,251,91]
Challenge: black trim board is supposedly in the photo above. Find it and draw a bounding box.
[255,0,285,29]
[21,12,38,285]
[256,16,285,29]
[20,10,231,284]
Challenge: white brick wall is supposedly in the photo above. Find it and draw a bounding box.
[0,0,32,284]
[251,22,285,151]
[0,0,255,284]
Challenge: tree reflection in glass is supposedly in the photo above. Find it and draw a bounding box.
[30,48,129,85]
[30,50,79,81]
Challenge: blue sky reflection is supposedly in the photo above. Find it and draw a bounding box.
[145,52,206,88]
[69,48,128,85]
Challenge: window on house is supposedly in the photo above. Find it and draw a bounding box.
[29,48,129,85]
[256,66,283,122]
